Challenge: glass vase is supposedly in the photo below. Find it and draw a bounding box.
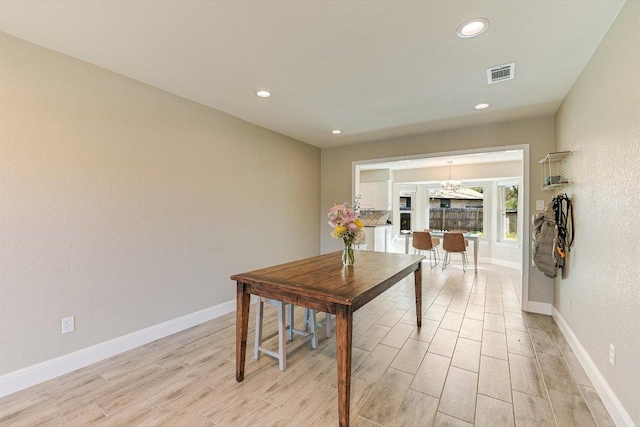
[342,242,355,266]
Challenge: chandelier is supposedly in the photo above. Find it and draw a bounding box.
[441,161,461,191]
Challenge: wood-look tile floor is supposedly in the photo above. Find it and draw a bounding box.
[0,262,616,426]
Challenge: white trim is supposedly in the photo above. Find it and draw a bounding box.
[488,258,522,270]
[352,143,531,311]
[526,301,553,315]
[553,307,636,427]
[494,241,520,248]
[0,297,245,398]
[520,144,530,312]
[448,256,523,271]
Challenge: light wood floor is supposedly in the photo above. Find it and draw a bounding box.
[0,262,616,426]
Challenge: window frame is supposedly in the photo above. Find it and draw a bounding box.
[496,180,521,244]
[425,183,487,239]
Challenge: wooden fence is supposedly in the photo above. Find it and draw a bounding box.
[429,208,483,232]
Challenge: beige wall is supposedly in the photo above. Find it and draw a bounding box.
[322,117,555,302]
[360,169,392,182]
[0,33,320,375]
[554,1,640,423]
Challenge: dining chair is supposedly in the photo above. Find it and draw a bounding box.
[254,298,317,371]
[424,229,441,256]
[449,229,470,247]
[413,231,439,268]
[442,232,468,271]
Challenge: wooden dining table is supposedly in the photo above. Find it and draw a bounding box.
[231,250,425,427]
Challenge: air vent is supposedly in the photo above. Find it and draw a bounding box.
[487,62,515,84]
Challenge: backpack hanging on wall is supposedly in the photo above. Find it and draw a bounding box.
[532,193,574,278]
[532,203,558,278]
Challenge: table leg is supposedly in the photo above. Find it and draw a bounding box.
[336,304,353,427]
[414,262,422,327]
[474,238,479,274]
[236,282,251,382]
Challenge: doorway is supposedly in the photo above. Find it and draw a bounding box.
[353,145,530,310]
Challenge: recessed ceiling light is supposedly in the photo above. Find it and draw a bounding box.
[474,102,491,110]
[331,129,342,135]
[256,90,271,98]
[457,18,489,38]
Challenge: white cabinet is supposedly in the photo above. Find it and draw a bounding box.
[362,226,390,252]
[362,227,374,250]
[376,182,391,210]
[359,182,391,210]
[385,226,392,250]
[373,227,386,251]
[359,183,377,209]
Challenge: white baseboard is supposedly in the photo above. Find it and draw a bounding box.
[526,301,553,315]
[0,297,243,398]
[553,307,635,427]
[488,258,522,270]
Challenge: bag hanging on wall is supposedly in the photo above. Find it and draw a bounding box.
[553,193,574,271]
[532,193,574,278]
[532,204,558,278]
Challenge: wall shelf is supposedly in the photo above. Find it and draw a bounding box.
[539,151,572,191]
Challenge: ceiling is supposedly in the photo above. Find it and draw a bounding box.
[0,1,625,149]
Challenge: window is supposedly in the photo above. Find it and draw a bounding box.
[498,182,519,242]
[427,187,484,236]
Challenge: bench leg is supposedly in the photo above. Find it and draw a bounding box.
[278,302,286,371]
[254,298,263,360]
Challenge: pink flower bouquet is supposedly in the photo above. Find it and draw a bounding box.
[328,202,365,265]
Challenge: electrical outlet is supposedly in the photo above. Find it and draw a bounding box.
[62,316,75,334]
[609,343,615,366]
[536,200,544,210]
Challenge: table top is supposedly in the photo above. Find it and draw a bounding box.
[231,251,424,309]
